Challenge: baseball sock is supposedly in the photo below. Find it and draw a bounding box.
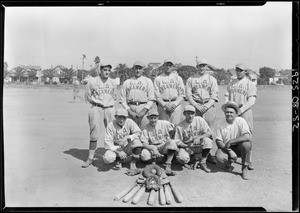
[201,149,210,164]
[88,140,97,160]
[165,150,176,165]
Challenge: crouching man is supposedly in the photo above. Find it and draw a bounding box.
[215,101,252,180]
[103,108,143,170]
[174,105,213,173]
[140,108,178,175]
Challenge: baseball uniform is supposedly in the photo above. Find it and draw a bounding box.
[225,76,257,132]
[140,120,178,161]
[120,75,156,129]
[186,73,219,128]
[85,76,117,141]
[103,118,143,164]
[154,72,185,125]
[174,116,213,164]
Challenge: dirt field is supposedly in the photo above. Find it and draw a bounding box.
[3,85,292,211]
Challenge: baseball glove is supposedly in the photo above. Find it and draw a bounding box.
[125,169,142,176]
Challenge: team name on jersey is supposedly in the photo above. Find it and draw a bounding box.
[114,128,129,141]
[228,83,247,96]
[93,84,114,96]
[148,129,168,144]
[126,81,148,93]
[191,80,211,93]
[159,79,184,95]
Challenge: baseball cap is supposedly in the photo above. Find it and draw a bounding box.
[221,101,241,114]
[133,61,146,68]
[235,63,247,71]
[196,58,208,66]
[163,59,174,65]
[183,105,196,112]
[147,108,159,116]
[115,108,128,117]
[100,63,112,69]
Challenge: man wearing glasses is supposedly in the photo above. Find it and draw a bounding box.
[82,63,117,168]
[120,61,156,129]
[154,59,185,126]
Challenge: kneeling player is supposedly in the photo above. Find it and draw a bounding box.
[103,108,143,170]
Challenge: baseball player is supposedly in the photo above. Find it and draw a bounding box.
[103,108,143,170]
[120,61,156,130]
[140,108,178,175]
[185,58,218,164]
[81,63,117,168]
[154,59,185,125]
[174,105,213,173]
[215,101,252,180]
[72,76,83,102]
[225,63,257,170]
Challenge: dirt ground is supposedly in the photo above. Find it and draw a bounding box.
[3,85,292,211]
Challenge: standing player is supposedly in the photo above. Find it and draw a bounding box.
[174,105,213,173]
[225,63,257,170]
[120,61,156,130]
[154,59,185,125]
[186,58,218,164]
[103,108,143,170]
[72,76,83,102]
[140,108,178,175]
[82,63,117,168]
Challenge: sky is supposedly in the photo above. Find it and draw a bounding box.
[4,2,292,71]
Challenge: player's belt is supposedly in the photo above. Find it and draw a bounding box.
[128,101,147,106]
[194,99,209,104]
[94,103,114,108]
[163,98,177,102]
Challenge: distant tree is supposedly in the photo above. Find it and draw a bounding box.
[114,63,132,84]
[77,69,89,82]
[13,66,26,82]
[4,62,9,79]
[212,68,230,85]
[27,69,37,82]
[61,68,76,84]
[42,68,56,84]
[258,67,276,85]
[177,65,197,84]
[94,56,100,64]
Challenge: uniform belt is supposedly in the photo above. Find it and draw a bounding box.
[94,103,114,108]
[195,100,209,104]
[128,101,147,106]
[163,98,177,102]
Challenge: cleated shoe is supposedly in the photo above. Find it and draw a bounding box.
[81,159,93,168]
[200,163,211,173]
[247,162,254,170]
[113,161,122,170]
[241,165,250,180]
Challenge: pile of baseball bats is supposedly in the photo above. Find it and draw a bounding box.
[114,177,183,206]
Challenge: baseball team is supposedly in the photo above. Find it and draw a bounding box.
[81,58,257,180]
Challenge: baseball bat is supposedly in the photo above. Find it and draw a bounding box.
[164,184,172,205]
[114,184,137,201]
[132,186,146,205]
[123,184,141,203]
[159,187,166,205]
[169,182,184,203]
[148,189,156,206]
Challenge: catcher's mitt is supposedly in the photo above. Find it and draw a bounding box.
[145,175,162,191]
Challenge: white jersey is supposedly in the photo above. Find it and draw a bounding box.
[85,76,117,107]
[186,73,219,103]
[105,118,141,151]
[225,77,257,106]
[140,120,175,145]
[120,76,155,109]
[175,116,212,141]
[216,117,251,144]
[154,73,185,101]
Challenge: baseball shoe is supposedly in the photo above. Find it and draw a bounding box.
[113,161,122,170]
[130,159,137,170]
[200,162,211,173]
[81,159,93,168]
[247,162,254,170]
[207,153,217,164]
[241,165,250,180]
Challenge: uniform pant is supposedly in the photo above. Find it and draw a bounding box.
[129,103,157,130]
[241,109,253,132]
[103,139,143,164]
[89,106,115,141]
[157,103,183,125]
[140,139,178,161]
[215,141,252,165]
[176,137,213,164]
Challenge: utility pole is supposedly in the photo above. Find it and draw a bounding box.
[196,56,198,64]
[81,54,86,81]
